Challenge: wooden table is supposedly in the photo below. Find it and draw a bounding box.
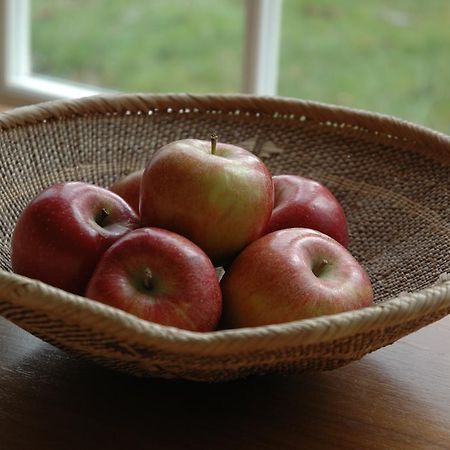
[0,315,449,450]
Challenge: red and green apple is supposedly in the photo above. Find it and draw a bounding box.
[265,175,349,248]
[140,136,274,265]
[109,168,144,214]
[11,182,139,295]
[221,228,373,328]
[85,227,222,332]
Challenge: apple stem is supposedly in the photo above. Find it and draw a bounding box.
[143,267,153,290]
[313,258,329,277]
[210,133,218,154]
[97,207,110,226]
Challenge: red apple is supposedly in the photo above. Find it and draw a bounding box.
[85,227,222,332]
[11,182,140,295]
[265,175,349,248]
[221,228,373,328]
[109,168,144,214]
[140,136,274,265]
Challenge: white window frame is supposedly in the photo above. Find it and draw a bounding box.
[0,0,281,106]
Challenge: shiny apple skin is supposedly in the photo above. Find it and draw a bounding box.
[139,139,274,266]
[109,168,144,214]
[265,175,349,248]
[85,227,222,332]
[11,182,140,295]
[221,228,373,328]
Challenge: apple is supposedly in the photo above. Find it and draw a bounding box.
[221,228,373,328]
[11,182,140,295]
[264,175,349,247]
[140,135,274,265]
[109,168,144,214]
[85,227,222,332]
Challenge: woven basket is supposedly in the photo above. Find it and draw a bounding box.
[1,93,449,382]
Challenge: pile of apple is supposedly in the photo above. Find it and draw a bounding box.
[11,135,373,332]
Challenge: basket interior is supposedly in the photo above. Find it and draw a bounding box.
[1,107,449,303]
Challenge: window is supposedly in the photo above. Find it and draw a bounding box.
[1,0,449,134]
[0,0,281,104]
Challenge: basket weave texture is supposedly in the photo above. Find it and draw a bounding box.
[0,93,450,381]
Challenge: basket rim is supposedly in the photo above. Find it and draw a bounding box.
[0,93,449,158]
[1,271,449,354]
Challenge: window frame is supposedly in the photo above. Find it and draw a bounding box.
[0,0,282,106]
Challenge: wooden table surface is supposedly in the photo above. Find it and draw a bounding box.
[0,314,449,450]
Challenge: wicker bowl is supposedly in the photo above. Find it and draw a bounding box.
[1,93,449,382]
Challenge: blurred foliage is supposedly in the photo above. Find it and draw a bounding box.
[32,0,450,132]
[31,0,244,93]
[280,0,450,133]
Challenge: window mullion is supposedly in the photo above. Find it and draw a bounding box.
[242,0,282,96]
[7,0,31,79]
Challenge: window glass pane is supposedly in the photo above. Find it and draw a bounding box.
[31,0,244,93]
[279,0,450,134]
